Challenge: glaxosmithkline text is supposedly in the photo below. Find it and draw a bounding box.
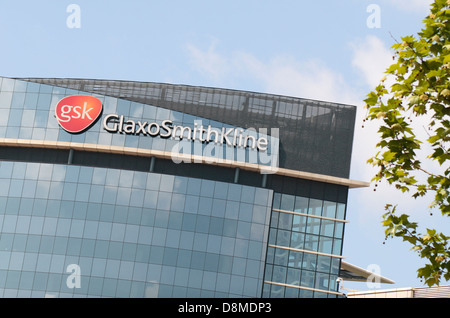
[103,114,270,152]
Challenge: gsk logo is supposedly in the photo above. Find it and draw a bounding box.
[55,95,103,133]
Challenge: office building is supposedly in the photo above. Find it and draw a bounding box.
[0,76,371,298]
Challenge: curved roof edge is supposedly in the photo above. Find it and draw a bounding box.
[13,76,358,109]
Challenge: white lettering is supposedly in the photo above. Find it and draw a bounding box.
[59,105,73,122]
[178,302,212,315]
[221,128,234,146]
[160,120,173,138]
[366,264,382,289]
[66,4,81,29]
[366,4,381,29]
[103,114,119,132]
[101,114,278,168]
[66,264,81,289]
[81,102,93,119]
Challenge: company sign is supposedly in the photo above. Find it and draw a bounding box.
[55,95,103,133]
[54,95,279,170]
[102,114,269,152]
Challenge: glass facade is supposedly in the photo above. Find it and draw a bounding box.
[0,161,272,297]
[262,193,345,298]
[0,76,359,298]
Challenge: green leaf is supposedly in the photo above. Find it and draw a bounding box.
[441,89,450,97]
[364,92,379,106]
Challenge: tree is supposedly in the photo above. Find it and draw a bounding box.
[364,0,450,287]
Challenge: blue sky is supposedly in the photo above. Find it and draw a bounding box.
[1,0,448,293]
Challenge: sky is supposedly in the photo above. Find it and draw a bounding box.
[0,0,448,293]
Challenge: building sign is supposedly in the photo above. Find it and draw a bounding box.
[55,95,103,133]
[55,95,278,169]
[102,114,269,152]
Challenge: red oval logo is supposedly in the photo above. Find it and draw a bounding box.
[55,95,103,133]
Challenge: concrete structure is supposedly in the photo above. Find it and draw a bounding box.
[347,285,450,298]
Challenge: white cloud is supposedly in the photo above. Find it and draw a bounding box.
[350,35,393,89]
[234,53,359,105]
[185,40,229,82]
[185,41,359,105]
[349,35,393,181]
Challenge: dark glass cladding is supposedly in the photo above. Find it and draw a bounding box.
[0,146,348,203]
[16,78,357,179]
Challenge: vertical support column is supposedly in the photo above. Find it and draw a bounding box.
[149,156,155,172]
[261,173,267,188]
[234,167,240,183]
[68,149,74,165]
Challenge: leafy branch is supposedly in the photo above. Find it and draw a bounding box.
[364,0,450,286]
[383,205,450,286]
